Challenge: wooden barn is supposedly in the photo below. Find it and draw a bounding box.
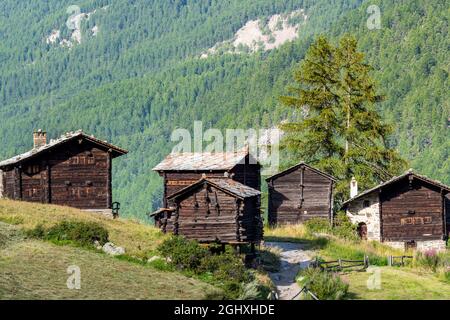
[152,149,261,207]
[151,177,263,245]
[343,170,450,251]
[266,162,336,225]
[0,130,127,218]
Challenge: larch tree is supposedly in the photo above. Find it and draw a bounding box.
[280,35,407,202]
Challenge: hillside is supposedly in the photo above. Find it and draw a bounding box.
[0,200,223,299]
[0,0,448,220]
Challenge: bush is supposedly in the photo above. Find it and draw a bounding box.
[200,252,251,283]
[27,221,109,247]
[157,236,208,270]
[297,267,349,300]
[239,278,271,300]
[304,218,331,234]
[331,212,358,241]
[413,249,448,272]
[157,236,268,299]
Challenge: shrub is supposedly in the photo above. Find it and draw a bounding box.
[297,267,349,300]
[26,224,46,239]
[200,252,251,284]
[304,218,331,234]
[27,221,109,247]
[157,236,208,270]
[239,278,271,300]
[331,212,358,240]
[413,249,448,272]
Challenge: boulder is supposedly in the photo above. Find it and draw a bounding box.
[102,242,125,256]
[147,256,162,263]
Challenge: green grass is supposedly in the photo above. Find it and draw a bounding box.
[0,223,221,300]
[341,267,450,300]
[0,199,167,259]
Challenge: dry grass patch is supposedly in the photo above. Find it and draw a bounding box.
[0,236,220,300]
[264,224,309,242]
[0,200,166,258]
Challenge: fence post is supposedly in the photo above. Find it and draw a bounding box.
[401,256,404,267]
[388,256,391,267]
[364,255,369,268]
[338,259,342,270]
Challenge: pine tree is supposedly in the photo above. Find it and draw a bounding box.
[280,35,407,202]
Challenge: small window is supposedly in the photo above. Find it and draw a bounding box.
[26,164,40,175]
[363,200,370,208]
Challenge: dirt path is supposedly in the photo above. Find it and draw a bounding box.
[264,242,313,300]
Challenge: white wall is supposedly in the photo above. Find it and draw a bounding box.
[346,193,381,241]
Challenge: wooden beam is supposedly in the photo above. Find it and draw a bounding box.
[298,166,305,210]
[441,189,447,239]
[106,151,112,209]
[46,163,51,203]
[328,180,333,225]
[379,189,383,242]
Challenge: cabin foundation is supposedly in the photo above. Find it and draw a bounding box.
[384,240,447,251]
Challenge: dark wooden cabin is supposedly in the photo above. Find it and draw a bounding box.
[151,178,263,244]
[343,170,450,251]
[152,149,261,207]
[0,130,127,217]
[266,162,336,225]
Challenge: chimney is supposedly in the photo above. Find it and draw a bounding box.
[350,177,358,198]
[33,129,47,148]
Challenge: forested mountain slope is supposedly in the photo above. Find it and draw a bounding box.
[0,0,448,219]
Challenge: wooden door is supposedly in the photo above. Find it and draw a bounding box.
[357,223,368,240]
[405,240,417,251]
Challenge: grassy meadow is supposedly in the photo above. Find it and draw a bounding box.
[0,222,219,300]
[0,199,167,259]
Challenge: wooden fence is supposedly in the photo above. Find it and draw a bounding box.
[311,256,369,271]
[387,255,413,267]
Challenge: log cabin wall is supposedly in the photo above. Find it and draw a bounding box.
[241,197,263,242]
[446,194,450,238]
[1,140,112,210]
[166,182,262,244]
[230,163,261,191]
[268,165,333,225]
[163,171,225,206]
[47,142,110,210]
[160,162,261,207]
[1,169,16,199]
[380,179,444,242]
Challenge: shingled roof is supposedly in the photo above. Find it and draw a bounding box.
[167,178,261,200]
[152,149,259,172]
[342,169,450,206]
[0,130,128,168]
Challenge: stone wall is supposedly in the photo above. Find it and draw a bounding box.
[385,240,447,252]
[346,193,381,241]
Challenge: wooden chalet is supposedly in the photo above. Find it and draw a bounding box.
[342,170,450,251]
[0,130,127,217]
[151,178,263,245]
[152,149,261,207]
[266,162,336,225]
